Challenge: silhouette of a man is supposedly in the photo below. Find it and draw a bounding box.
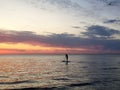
[65,54,68,62]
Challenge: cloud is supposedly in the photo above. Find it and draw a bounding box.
[100,0,120,6]
[0,29,120,53]
[47,0,81,9]
[27,0,82,11]
[104,19,120,24]
[72,26,81,29]
[82,25,120,39]
[47,33,120,51]
[107,0,120,6]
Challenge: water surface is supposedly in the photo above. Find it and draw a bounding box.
[0,54,120,90]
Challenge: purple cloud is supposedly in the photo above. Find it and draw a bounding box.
[104,19,120,24]
[82,25,120,39]
[0,29,120,53]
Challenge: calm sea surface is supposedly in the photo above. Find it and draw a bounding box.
[0,54,120,90]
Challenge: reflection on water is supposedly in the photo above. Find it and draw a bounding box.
[0,55,120,89]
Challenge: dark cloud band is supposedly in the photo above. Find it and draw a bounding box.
[0,29,120,53]
[82,25,120,39]
[104,19,120,24]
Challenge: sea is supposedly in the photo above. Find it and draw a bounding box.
[0,54,120,90]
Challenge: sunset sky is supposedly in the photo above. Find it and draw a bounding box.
[0,0,120,54]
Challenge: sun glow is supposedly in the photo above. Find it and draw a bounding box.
[0,43,50,50]
[0,43,65,54]
[0,43,88,54]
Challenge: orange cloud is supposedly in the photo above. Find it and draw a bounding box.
[0,43,88,54]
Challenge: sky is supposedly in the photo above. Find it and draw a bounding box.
[0,0,120,54]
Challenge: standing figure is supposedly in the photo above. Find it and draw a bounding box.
[65,54,68,62]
